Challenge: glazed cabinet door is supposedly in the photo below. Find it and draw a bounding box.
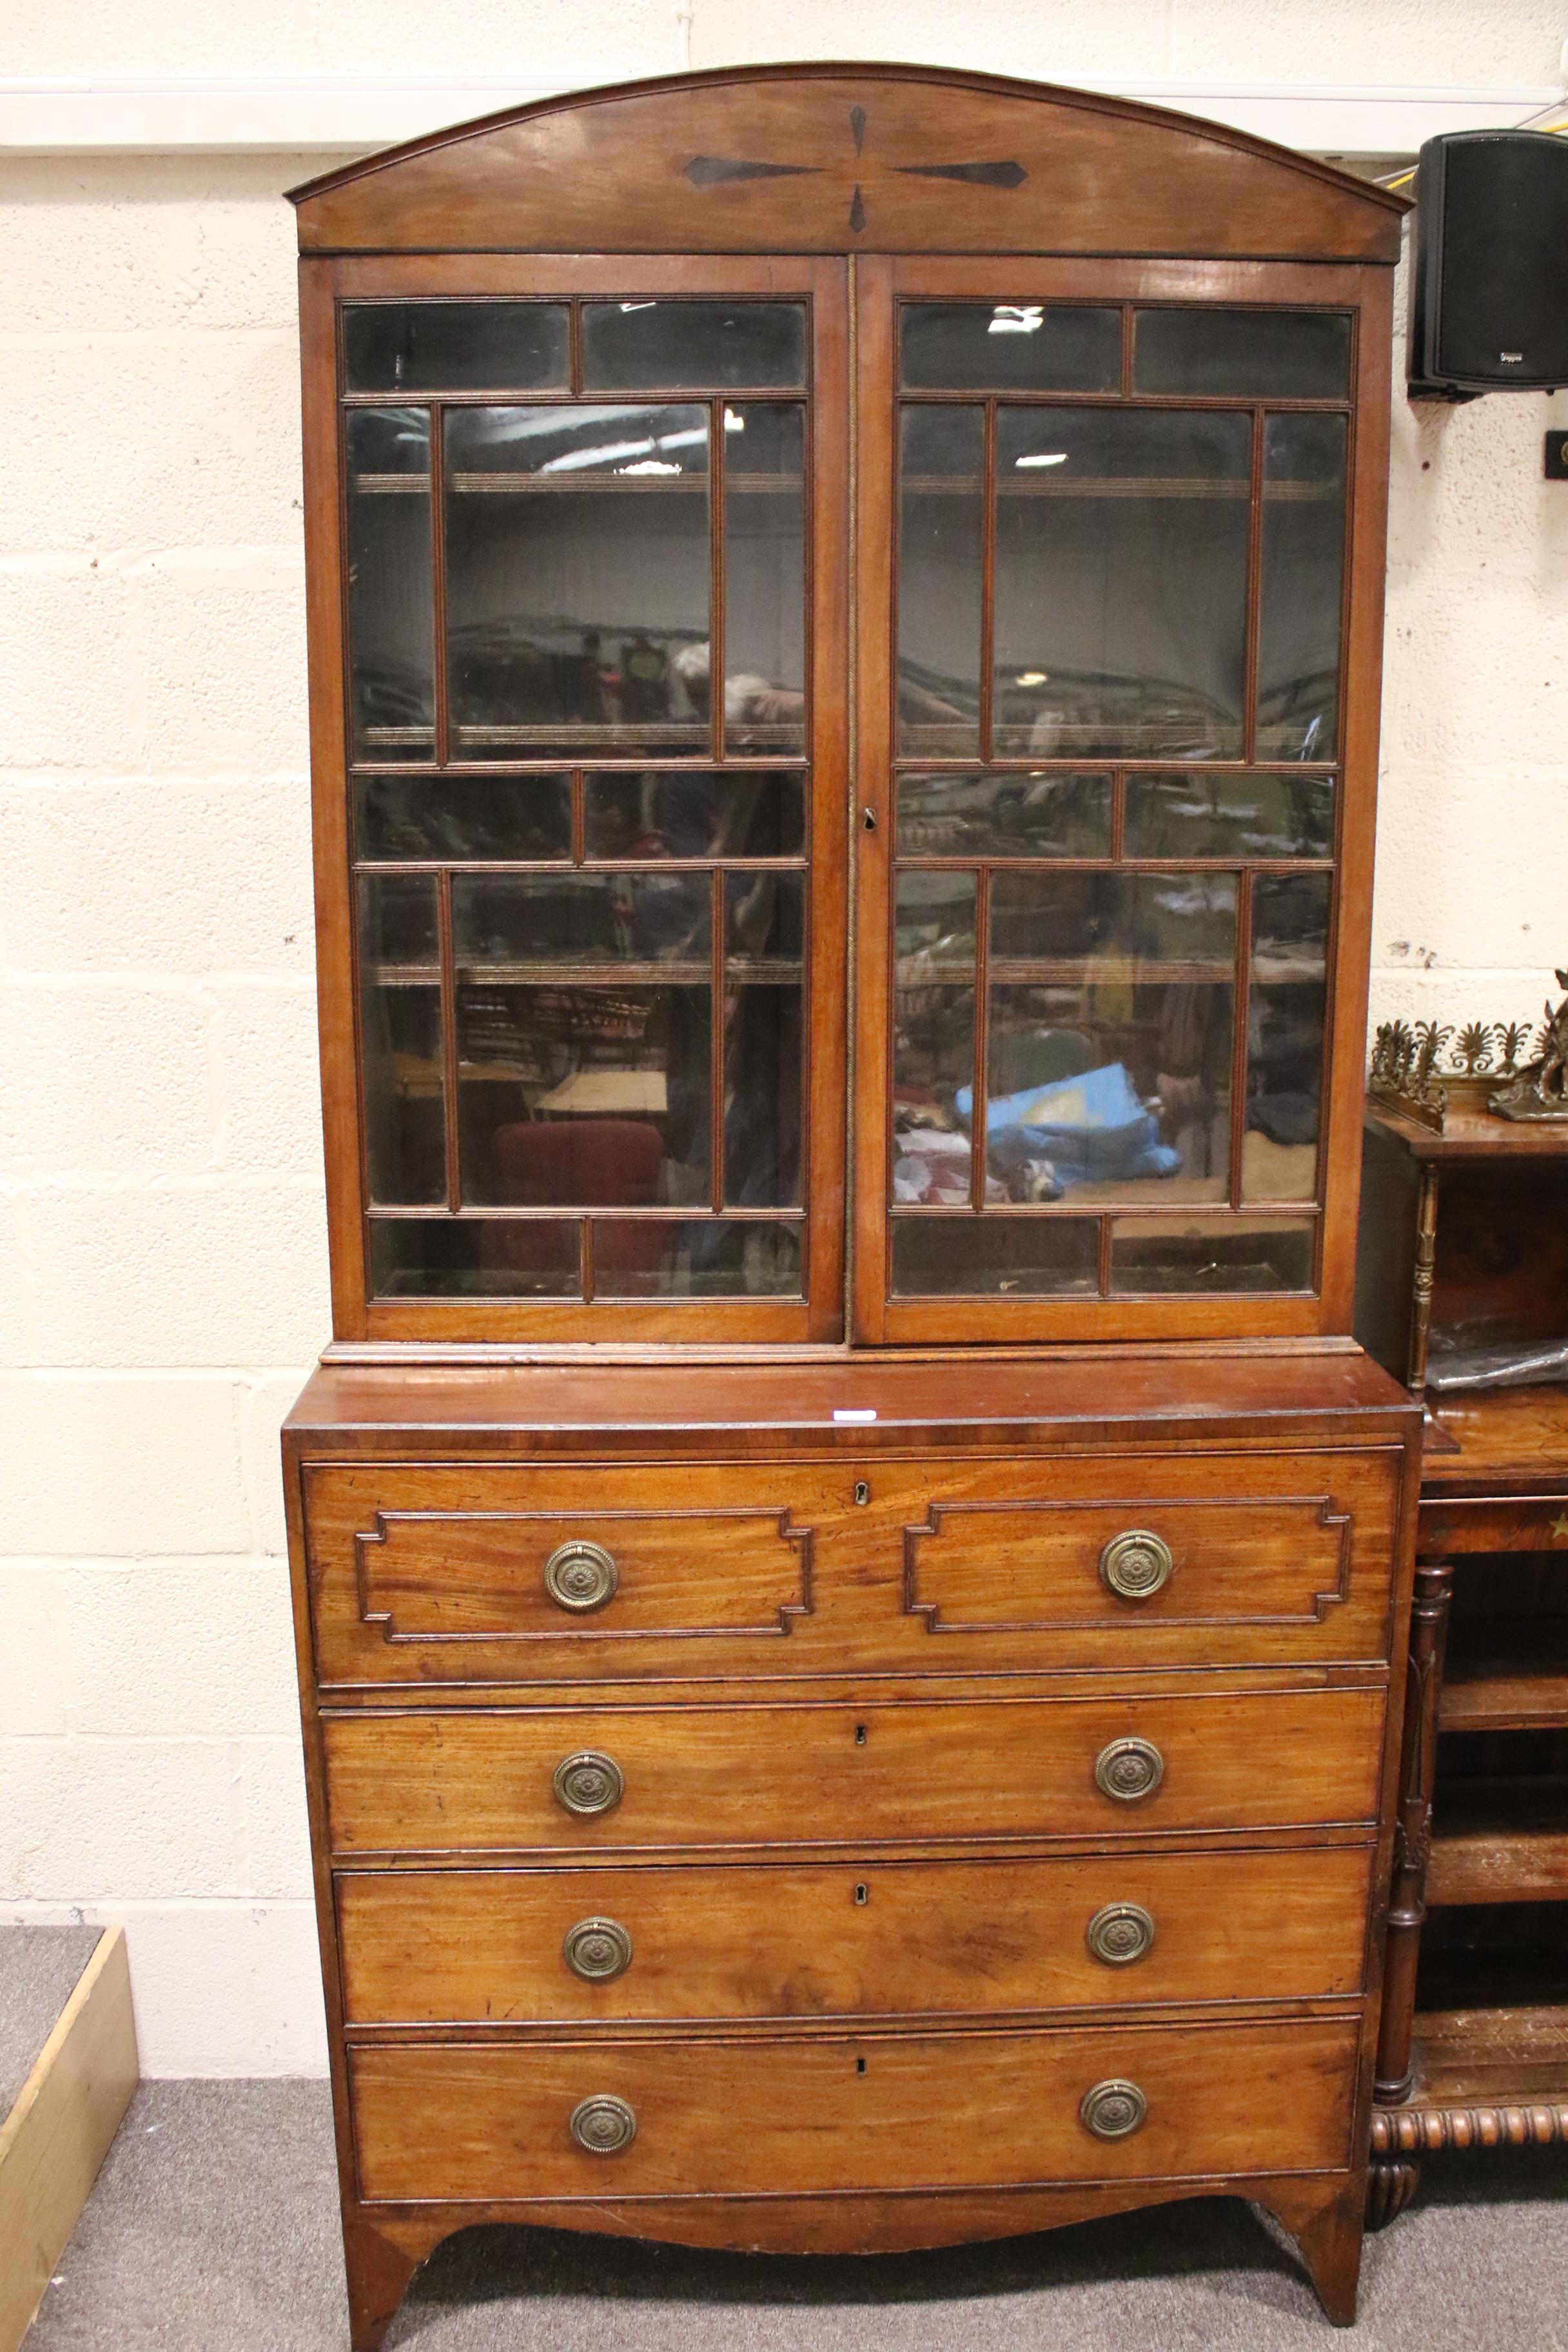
[852,257,1391,1342]
[302,257,848,1340]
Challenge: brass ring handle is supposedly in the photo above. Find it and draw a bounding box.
[564,1916,634,1981]
[1093,1736,1164,1803]
[569,2093,637,2154]
[553,1750,625,1817]
[1080,2079,1148,2140]
[1086,1901,1156,1966]
[544,1540,618,1613]
[1099,1529,1173,1601]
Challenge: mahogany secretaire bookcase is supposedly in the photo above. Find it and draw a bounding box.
[281,66,1421,2343]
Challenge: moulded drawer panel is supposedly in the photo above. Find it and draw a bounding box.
[348,2014,1360,2202]
[335,1843,1375,2026]
[321,1687,1385,1855]
[890,1449,1401,1671]
[303,1462,825,1687]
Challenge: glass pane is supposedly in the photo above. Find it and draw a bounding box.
[1245,871,1331,1203]
[371,1217,578,1298]
[1110,1214,1316,1293]
[346,408,433,762]
[456,986,710,1209]
[355,774,571,862]
[593,1219,802,1297]
[897,771,1111,859]
[897,406,983,756]
[891,1216,1099,1297]
[357,876,443,1206]
[724,404,806,752]
[583,770,805,860]
[993,407,1250,759]
[581,302,807,391]
[343,302,569,395]
[894,872,976,1204]
[1133,308,1351,399]
[900,304,1121,393]
[453,872,710,974]
[444,405,709,760]
[1257,414,1348,761]
[1124,772,1335,861]
[725,872,803,1210]
[985,872,1235,1204]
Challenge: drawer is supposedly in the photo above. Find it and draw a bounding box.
[302,1460,828,1689]
[335,1844,1374,2025]
[348,2013,1360,2201]
[302,1446,1401,1690]
[322,1687,1385,1855]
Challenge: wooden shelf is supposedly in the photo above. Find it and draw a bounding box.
[1407,2003,1568,2111]
[1422,1384,1568,1490]
[1441,1629,1568,1732]
[1428,1777,1568,1906]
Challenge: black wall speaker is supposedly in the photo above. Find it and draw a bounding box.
[1409,130,1568,398]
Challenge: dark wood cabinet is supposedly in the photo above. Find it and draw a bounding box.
[281,66,1419,2344]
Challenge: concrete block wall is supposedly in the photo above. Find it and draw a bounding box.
[3,1,1567,2075]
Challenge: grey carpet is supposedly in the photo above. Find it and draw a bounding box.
[0,1924,103,2119]
[25,2080,1568,2351]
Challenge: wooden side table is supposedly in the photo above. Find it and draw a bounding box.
[1357,1106,1568,2220]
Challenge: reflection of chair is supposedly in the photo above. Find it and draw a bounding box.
[485,1119,666,1276]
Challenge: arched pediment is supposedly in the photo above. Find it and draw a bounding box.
[290,63,1405,262]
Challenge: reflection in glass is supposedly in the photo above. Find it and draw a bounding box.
[1110,1215,1316,1292]
[581,302,807,391]
[724,404,806,752]
[444,405,710,758]
[1257,414,1348,761]
[897,407,983,756]
[724,872,803,1210]
[593,1219,803,1297]
[1245,871,1331,1204]
[900,304,1121,393]
[891,1216,1098,1297]
[992,406,1250,759]
[897,771,1111,859]
[451,872,711,973]
[346,408,434,761]
[357,876,444,1206]
[355,774,571,862]
[985,872,1235,1204]
[456,986,710,1209]
[1133,308,1351,400]
[343,302,569,395]
[371,1217,578,1297]
[893,872,976,1206]
[1124,772,1335,861]
[583,770,805,860]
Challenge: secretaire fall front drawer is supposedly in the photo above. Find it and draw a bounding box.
[301,1447,1402,1689]
[335,1843,1375,2026]
[321,1687,1386,1856]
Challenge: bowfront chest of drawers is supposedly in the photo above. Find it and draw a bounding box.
[284,1354,1418,2340]
[282,59,1417,2344]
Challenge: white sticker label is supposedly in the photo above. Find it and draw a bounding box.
[832,1407,878,1424]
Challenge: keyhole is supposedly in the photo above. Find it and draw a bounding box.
[854,1724,867,1745]
[854,1480,870,1506]
[856,2057,868,2074]
[862,805,877,831]
[854,1883,868,1905]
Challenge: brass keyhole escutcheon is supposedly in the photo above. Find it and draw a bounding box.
[564,1917,633,1981]
[1093,1736,1164,1804]
[1086,1901,1156,1966]
[553,1750,625,1817]
[1099,1529,1173,1602]
[854,1883,869,1905]
[569,2094,637,2154]
[854,1480,870,1506]
[1080,2079,1147,2140]
[544,1539,618,1613]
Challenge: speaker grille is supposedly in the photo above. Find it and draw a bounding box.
[1434,134,1568,387]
